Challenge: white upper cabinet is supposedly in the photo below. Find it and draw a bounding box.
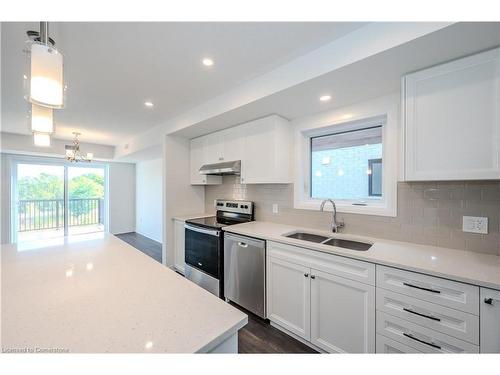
[240,115,292,184]
[190,137,222,185]
[189,115,292,185]
[403,47,500,181]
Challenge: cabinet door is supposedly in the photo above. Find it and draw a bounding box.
[220,126,244,162]
[241,116,292,184]
[310,269,375,353]
[267,256,311,340]
[404,47,500,180]
[190,137,206,184]
[480,287,500,353]
[173,220,185,274]
[203,132,224,164]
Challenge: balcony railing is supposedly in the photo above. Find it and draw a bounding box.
[18,198,104,232]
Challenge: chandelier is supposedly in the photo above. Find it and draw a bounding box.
[65,133,93,163]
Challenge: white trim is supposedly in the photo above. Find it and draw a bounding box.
[293,94,399,217]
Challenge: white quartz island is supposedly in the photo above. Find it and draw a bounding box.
[1,234,247,353]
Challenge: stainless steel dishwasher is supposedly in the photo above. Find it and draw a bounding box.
[224,232,266,318]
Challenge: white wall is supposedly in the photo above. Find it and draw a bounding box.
[135,158,162,242]
[163,135,205,267]
[108,162,136,234]
[0,153,10,244]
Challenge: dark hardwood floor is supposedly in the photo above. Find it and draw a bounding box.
[115,232,162,263]
[232,303,318,354]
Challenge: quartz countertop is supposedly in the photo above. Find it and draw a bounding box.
[1,233,247,353]
[173,213,213,222]
[223,221,500,290]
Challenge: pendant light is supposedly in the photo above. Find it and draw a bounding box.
[26,22,64,109]
[33,132,51,147]
[30,103,54,133]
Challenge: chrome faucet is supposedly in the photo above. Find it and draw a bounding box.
[320,199,344,233]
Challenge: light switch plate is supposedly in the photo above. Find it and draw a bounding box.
[272,203,279,214]
[462,216,488,234]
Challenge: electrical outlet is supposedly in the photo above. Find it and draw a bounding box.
[272,203,279,214]
[462,216,488,234]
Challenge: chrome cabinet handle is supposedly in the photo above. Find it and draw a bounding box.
[403,333,441,350]
[403,282,441,294]
[304,273,309,278]
[403,307,441,322]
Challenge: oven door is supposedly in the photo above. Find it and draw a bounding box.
[184,223,221,279]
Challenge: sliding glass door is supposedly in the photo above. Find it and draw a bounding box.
[16,163,65,242]
[13,160,107,243]
[68,166,105,236]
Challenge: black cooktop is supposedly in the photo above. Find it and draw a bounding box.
[185,216,225,229]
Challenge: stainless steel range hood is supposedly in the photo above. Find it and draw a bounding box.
[199,160,241,175]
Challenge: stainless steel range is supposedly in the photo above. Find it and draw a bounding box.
[184,199,254,298]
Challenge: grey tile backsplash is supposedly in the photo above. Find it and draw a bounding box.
[205,176,500,256]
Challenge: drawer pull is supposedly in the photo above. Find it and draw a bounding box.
[403,333,441,350]
[403,307,441,322]
[403,282,441,294]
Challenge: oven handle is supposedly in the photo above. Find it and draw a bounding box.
[185,223,220,237]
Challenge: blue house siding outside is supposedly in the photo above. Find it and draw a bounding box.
[311,143,382,200]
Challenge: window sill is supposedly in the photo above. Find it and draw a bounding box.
[294,199,396,217]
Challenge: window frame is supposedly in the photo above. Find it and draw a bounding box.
[293,101,398,217]
[368,158,383,197]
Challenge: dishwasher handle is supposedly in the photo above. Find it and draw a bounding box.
[238,242,249,248]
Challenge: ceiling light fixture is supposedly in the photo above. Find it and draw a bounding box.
[33,132,51,147]
[31,103,54,133]
[144,101,154,108]
[202,58,214,66]
[65,132,93,162]
[25,22,65,109]
[319,95,332,102]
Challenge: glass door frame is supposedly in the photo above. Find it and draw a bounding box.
[10,155,109,243]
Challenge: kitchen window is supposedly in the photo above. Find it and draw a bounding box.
[294,108,398,217]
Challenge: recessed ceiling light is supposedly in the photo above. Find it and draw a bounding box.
[202,58,214,67]
[319,95,332,102]
[144,101,154,108]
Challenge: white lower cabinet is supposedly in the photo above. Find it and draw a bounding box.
[173,219,185,274]
[310,270,375,353]
[266,241,375,353]
[267,256,311,340]
[480,287,500,353]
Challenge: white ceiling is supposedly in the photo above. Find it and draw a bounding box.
[173,22,500,138]
[1,22,367,145]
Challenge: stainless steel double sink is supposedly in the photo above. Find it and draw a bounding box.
[284,232,372,251]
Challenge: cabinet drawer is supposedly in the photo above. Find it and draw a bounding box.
[268,241,375,286]
[377,288,479,344]
[376,265,479,314]
[376,334,421,353]
[376,311,479,353]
